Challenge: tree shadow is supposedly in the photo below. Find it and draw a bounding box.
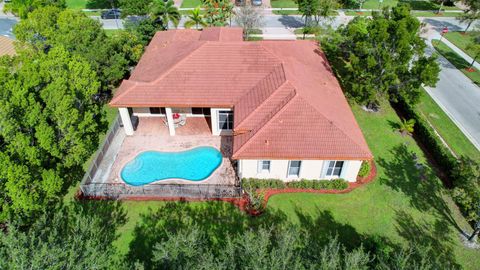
[399,0,439,11]
[126,201,288,269]
[377,144,463,233]
[395,209,462,269]
[86,0,118,9]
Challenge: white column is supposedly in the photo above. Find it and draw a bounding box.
[165,107,175,136]
[119,108,134,136]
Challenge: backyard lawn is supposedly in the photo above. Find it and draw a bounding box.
[432,39,480,85]
[417,88,480,161]
[64,100,480,269]
[444,31,480,59]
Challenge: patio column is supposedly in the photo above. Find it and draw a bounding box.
[119,107,134,136]
[165,107,175,136]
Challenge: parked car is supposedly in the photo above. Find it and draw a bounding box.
[251,0,262,6]
[235,0,246,6]
[101,9,121,20]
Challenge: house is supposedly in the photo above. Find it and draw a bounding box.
[109,27,373,183]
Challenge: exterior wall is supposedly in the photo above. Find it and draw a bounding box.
[119,107,133,136]
[211,108,233,136]
[238,159,363,182]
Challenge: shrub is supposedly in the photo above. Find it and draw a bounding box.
[358,161,371,178]
[246,191,266,212]
[242,178,285,191]
[288,179,349,190]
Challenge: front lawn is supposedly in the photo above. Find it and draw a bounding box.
[444,31,480,59]
[353,0,459,10]
[66,0,87,9]
[432,39,480,85]
[417,88,480,161]
[270,0,297,8]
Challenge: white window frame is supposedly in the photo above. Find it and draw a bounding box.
[217,110,233,131]
[324,160,345,178]
[257,160,271,174]
[287,160,302,178]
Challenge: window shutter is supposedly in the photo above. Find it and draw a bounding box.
[320,161,329,178]
[339,161,348,179]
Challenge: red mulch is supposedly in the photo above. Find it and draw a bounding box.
[465,67,476,73]
[77,160,377,216]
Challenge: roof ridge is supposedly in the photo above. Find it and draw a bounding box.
[233,64,287,128]
[233,87,296,157]
[294,97,372,157]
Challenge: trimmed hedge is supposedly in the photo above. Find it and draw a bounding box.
[392,98,457,179]
[242,178,349,191]
[358,161,371,178]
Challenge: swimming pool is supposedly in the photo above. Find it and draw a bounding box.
[120,146,223,186]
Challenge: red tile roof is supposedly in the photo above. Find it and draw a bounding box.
[110,28,372,160]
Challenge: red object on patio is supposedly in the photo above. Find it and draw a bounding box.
[173,113,180,119]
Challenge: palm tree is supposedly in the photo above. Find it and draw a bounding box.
[184,7,207,29]
[149,0,181,30]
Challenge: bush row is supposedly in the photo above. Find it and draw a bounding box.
[392,98,457,179]
[242,178,349,192]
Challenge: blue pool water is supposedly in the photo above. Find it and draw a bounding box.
[121,147,223,186]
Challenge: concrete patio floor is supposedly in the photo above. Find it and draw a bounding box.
[90,117,238,187]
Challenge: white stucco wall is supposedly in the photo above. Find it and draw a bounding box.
[211,108,233,136]
[238,159,363,182]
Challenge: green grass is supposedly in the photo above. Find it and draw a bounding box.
[345,10,460,17]
[417,88,480,161]
[272,9,301,15]
[270,0,297,8]
[66,0,87,9]
[104,29,121,37]
[432,39,480,85]
[267,101,480,269]
[444,31,480,59]
[362,0,459,10]
[180,0,202,8]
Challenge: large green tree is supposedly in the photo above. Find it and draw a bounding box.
[3,0,65,18]
[322,4,440,109]
[0,202,125,269]
[149,0,181,30]
[0,47,104,221]
[119,0,152,16]
[202,0,234,27]
[14,7,136,92]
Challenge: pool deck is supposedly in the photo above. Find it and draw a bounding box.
[89,117,238,188]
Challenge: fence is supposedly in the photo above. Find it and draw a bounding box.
[80,115,121,187]
[80,183,242,199]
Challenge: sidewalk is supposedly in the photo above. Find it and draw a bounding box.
[442,37,480,70]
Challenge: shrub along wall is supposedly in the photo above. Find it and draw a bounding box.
[242,178,349,191]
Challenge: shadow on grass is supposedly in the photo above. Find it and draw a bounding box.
[399,0,439,11]
[86,0,118,9]
[395,209,461,269]
[377,144,463,233]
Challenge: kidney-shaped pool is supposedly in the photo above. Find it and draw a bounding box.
[121,146,223,186]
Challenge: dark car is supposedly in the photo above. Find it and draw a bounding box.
[235,0,246,6]
[101,9,121,20]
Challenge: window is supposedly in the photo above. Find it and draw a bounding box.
[288,161,301,177]
[218,110,233,131]
[149,107,165,114]
[192,108,211,116]
[325,161,344,177]
[257,160,271,173]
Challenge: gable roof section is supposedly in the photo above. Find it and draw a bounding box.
[110,28,373,160]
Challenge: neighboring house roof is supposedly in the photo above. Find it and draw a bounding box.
[0,36,15,56]
[110,27,373,160]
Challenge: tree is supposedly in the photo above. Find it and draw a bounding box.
[202,0,234,27]
[119,0,153,16]
[398,118,416,135]
[0,202,125,269]
[321,4,440,109]
[315,0,339,25]
[149,0,181,30]
[0,47,104,222]
[451,157,480,222]
[467,203,480,242]
[125,17,164,45]
[457,0,480,32]
[234,5,264,40]
[14,6,137,92]
[184,7,207,29]
[298,0,319,27]
[466,40,480,69]
[3,0,65,18]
